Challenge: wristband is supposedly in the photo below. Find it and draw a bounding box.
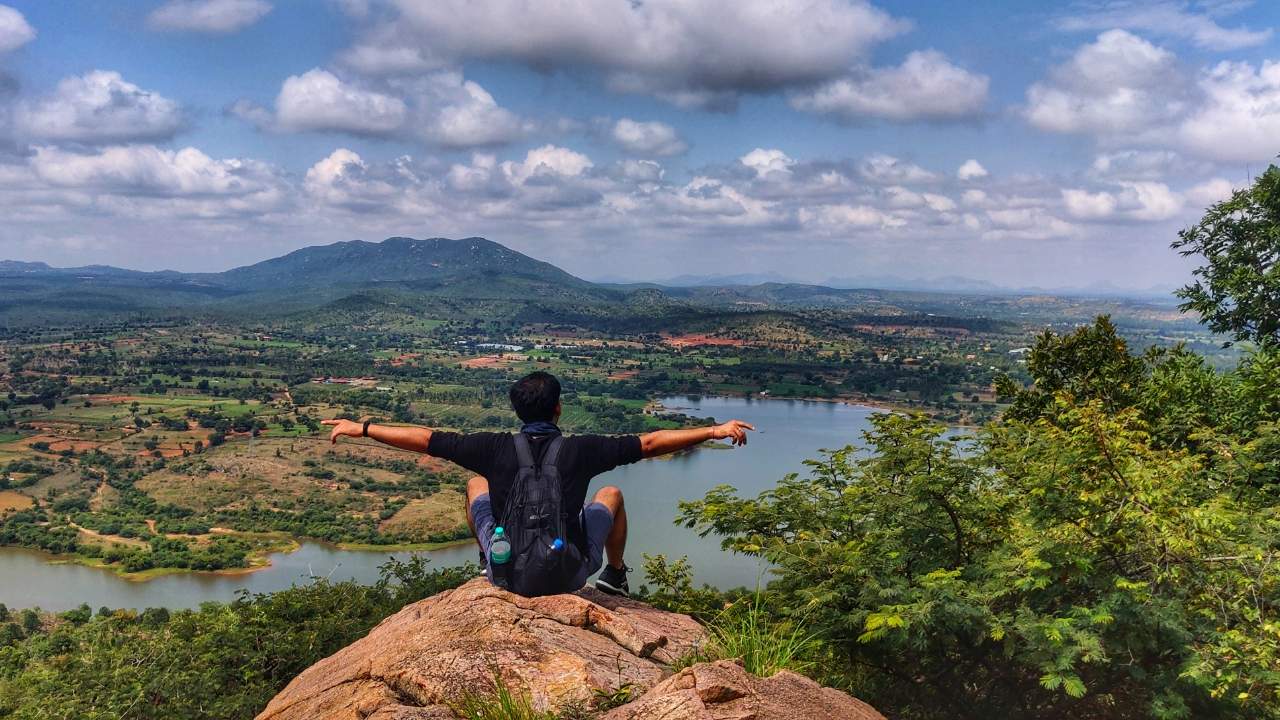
[362,419,372,437]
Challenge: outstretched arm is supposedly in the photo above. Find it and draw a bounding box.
[322,419,433,454]
[639,419,754,458]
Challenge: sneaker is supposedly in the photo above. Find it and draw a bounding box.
[595,563,630,597]
[477,550,488,579]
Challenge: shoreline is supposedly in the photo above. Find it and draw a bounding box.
[4,534,473,582]
[655,391,982,428]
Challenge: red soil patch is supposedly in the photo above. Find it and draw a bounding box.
[662,333,749,348]
[461,355,510,368]
[607,370,639,381]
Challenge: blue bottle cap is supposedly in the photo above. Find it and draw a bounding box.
[494,526,504,536]
[551,538,564,551]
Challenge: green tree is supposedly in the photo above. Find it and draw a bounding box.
[1173,165,1280,346]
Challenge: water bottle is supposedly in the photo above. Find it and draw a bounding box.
[489,526,511,589]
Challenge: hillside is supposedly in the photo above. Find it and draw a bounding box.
[210,236,590,291]
[0,235,1180,331]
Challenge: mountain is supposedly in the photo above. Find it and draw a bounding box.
[210,236,590,292]
[0,236,1175,328]
[0,237,626,326]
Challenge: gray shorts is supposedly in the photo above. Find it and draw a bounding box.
[470,493,612,588]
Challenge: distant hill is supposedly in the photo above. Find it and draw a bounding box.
[209,236,590,292]
[0,235,1178,328]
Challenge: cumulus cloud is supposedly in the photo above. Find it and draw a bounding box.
[1184,177,1235,206]
[610,119,688,157]
[242,69,524,147]
[800,203,904,229]
[1062,181,1182,221]
[957,159,988,180]
[1024,30,1188,137]
[14,71,185,144]
[363,0,910,107]
[408,73,526,148]
[0,4,34,53]
[1055,0,1271,51]
[1178,60,1280,164]
[790,50,989,122]
[1024,31,1280,164]
[501,145,593,184]
[147,0,272,33]
[274,68,406,134]
[740,148,796,180]
[858,154,939,184]
[31,145,277,196]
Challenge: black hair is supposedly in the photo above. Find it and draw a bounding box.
[509,371,561,423]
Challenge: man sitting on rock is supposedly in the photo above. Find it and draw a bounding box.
[324,371,753,597]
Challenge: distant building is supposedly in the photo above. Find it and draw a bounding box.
[1008,347,1032,355]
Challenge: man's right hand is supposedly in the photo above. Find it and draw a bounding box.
[711,419,755,446]
[322,418,363,444]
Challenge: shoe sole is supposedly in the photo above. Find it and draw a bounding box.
[594,578,629,597]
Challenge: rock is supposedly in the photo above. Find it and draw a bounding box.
[601,660,886,720]
[257,578,883,720]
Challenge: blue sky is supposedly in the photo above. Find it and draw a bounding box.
[0,0,1277,290]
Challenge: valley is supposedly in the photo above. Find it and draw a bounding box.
[0,236,1223,577]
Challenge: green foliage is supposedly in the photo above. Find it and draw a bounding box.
[0,559,472,720]
[679,327,1280,718]
[1173,164,1280,346]
[676,592,819,678]
[997,315,1145,422]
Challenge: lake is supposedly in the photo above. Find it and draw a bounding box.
[0,396,889,610]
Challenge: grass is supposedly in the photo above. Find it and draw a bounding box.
[451,674,560,720]
[676,592,819,678]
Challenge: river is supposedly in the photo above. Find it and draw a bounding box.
[0,396,891,610]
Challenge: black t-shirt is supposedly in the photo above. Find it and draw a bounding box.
[427,430,643,549]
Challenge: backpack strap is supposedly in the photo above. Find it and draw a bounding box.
[542,435,565,473]
[512,432,536,471]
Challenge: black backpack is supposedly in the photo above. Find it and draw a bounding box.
[497,433,585,597]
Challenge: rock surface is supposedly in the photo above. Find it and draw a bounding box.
[601,659,885,720]
[257,578,884,720]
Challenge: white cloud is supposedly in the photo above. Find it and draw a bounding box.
[374,0,911,106]
[858,154,939,184]
[249,69,524,147]
[611,119,688,157]
[957,159,988,180]
[0,4,35,53]
[985,207,1078,240]
[1062,188,1119,219]
[740,148,796,180]
[501,145,593,184]
[31,145,278,198]
[408,73,525,148]
[15,71,184,144]
[613,159,664,183]
[1024,30,1188,137]
[1062,181,1182,221]
[275,68,407,134]
[1055,0,1271,51]
[337,22,448,75]
[1179,60,1280,164]
[303,148,400,209]
[1185,177,1235,206]
[147,0,272,34]
[800,203,904,229]
[790,50,989,121]
[1025,30,1280,165]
